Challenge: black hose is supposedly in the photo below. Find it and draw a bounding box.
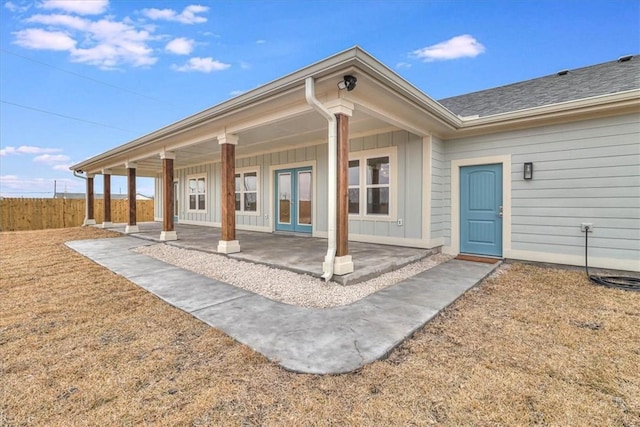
[584,225,640,292]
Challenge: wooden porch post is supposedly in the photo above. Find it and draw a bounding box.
[101,170,113,228]
[336,113,349,258]
[83,173,96,226]
[217,134,241,253]
[125,162,139,233]
[328,101,354,275]
[160,152,177,241]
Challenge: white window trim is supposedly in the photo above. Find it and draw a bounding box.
[235,166,261,216]
[186,174,207,214]
[348,146,397,221]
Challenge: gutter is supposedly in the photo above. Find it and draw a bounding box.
[305,77,336,281]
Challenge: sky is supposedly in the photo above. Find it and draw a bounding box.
[1,0,638,197]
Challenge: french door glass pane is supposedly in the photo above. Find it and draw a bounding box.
[278,173,291,224]
[297,171,312,225]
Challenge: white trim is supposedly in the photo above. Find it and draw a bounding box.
[235,166,261,216]
[186,174,207,214]
[236,224,271,233]
[421,135,432,243]
[348,146,398,221]
[160,230,178,241]
[506,249,640,273]
[179,219,220,227]
[269,160,317,233]
[313,230,444,249]
[125,224,139,233]
[217,239,241,254]
[449,155,512,256]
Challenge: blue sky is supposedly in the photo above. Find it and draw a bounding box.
[1,0,638,197]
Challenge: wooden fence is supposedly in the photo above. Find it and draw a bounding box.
[0,198,155,231]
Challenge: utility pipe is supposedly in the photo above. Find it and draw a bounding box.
[305,77,337,281]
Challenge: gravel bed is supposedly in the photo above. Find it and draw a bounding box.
[134,244,452,308]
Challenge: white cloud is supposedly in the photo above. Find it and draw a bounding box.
[141,4,208,24]
[13,28,76,50]
[5,1,30,12]
[17,13,158,69]
[229,89,245,96]
[256,39,266,44]
[165,37,194,55]
[0,145,63,156]
[239,61,251,70]
[33,154,70,164]
[172,57,230,73]
[396,62,412,69]
[52,164,72,171]
[39,0,108,15]
[0,175,81,196]
[412,34,485,62]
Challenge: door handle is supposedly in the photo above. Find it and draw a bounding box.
[498,205,503,218]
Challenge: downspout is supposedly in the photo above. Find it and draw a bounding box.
[305,77,337,281]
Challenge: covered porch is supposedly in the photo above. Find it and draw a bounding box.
[106,222,435,285]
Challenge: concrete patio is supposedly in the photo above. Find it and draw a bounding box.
[105,222,436,285]
[67,236,499,374]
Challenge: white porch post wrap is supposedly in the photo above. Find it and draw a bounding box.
[217,133,241,254]
[124,161,139,234]
[159,151,177,241]
[83,173,96,226]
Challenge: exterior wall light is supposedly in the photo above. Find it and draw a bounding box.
[524,162,533,180]
[337,75,357,91]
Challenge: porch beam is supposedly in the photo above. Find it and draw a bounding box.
[217,134,241,254]
[160,152,177,241]
[83,173,96,226]
[125,162,139,233]
[101,170,113,228]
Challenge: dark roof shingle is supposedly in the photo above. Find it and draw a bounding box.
[438,55,640,117]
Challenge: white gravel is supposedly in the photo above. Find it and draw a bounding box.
[134,244,452,308]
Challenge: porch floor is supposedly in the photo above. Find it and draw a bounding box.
[106,222,435,285]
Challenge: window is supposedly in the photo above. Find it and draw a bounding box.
[349,147,396,218]
[187,175,206,212]
[235,168,259,214]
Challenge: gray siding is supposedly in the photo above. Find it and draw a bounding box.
[348,130,423,240]
[175,163,218,223]
[442,113,640,265]
[431,136,445,240]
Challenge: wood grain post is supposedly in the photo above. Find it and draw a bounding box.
[83,174,96,225]
[160,152,177,241]
[336,113,349,257]
[102,172,112,226]
[217,134,240,253]
[125,163,139,233]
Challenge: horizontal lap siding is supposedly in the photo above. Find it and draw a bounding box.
[431,136,445,240]
[443,113,640,265]
[348,130,422,239]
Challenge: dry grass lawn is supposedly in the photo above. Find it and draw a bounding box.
[1,227,639,426]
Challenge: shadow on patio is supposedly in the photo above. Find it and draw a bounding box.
[105,222,436,285]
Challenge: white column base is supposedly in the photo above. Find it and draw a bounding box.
[125,225,140,234]
[217,240,241,254]
[83,219,96,226]
[333,255,354,276]
[160,230,178,241]
[100,221,113,229]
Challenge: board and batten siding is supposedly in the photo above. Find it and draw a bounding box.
[347,130,424,244]
[442,113,640,271]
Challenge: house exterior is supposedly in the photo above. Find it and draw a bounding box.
[70,47,640,275]
[53,192,153,200]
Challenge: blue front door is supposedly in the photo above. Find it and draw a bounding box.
[275,167,312,233]
[460,164,503,257]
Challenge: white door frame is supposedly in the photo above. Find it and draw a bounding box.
[448,155,512,256]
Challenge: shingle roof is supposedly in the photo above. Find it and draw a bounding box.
[438,55,640,117]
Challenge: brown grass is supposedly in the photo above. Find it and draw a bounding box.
[1,228,639,426]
